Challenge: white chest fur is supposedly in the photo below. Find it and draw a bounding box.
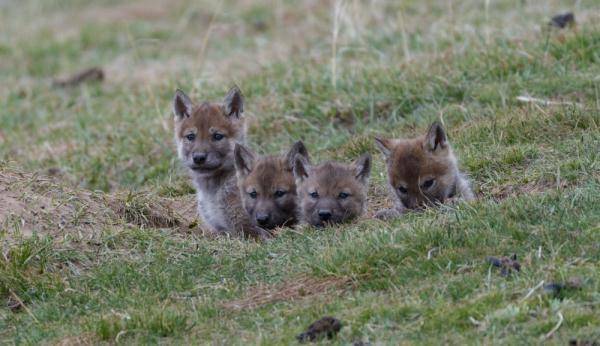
[196,190,229,232]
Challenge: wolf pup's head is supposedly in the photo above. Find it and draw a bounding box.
[173,87,246,176]
[375,122,460,210]
[234,141,308,229]
[293,154,371,227]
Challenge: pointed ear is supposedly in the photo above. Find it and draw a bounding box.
[223,85,244,118]
[293,154,311,181]
[425,122,448,152]
[173,89,193,118]
[374,137,393,158]
[354,153,371,183]
[234,143,255,177]
[285,141,310,170]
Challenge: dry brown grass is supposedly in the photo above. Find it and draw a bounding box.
[52,332,96,346]
[108,192,196,229]
[222,274,353,310]
[0,163,199,244]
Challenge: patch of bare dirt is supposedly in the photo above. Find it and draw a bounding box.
[489,180,569,200]
[53,332,96,346]
[222,275,352,310]
[81,1,175,23]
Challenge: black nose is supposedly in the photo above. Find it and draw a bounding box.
[318,210,332,221]
[193,153,207,165]
[256,213,270,226]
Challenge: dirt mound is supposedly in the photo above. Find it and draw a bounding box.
[0,163,198,244]
[0,165,114,241]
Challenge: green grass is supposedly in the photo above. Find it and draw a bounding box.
[1,0,599,344]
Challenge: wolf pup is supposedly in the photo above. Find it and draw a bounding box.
[173,86,270,239]
[374,121,474,219]
[293,153,371,227]
[234,141,309,230]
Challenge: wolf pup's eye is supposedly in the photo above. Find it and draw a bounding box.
[309,191,319,199]
[421,179,435,189]
[186,133,196,141]
[398,186,408,194]
[338,192,349,199]
[212,133,224,141]
[274,190,286,198]
[249,191,257,199]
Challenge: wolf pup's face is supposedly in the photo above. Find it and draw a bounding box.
[293,154,371,227]
[173,87,246,175]
[375,122,459,210]
[234,141,308,229]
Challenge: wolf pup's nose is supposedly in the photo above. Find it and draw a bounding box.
[318,210,332,221]
[256,213,270,226]
[193,153,207,165]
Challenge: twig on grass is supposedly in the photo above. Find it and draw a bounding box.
[520,280,545,303]
[9,291,38,323]
[427,247,439,260]
[468,316,483,326]
[516,95,583,107]
[541,311,564,341]
[52,67,104,88]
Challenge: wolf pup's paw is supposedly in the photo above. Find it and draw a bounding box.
[250,226,274,241]
[374,208,403,221]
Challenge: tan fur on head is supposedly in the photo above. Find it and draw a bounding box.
[375,122,473,212]
[294,153,371,227]
[234,141,308,230]
[173,88,246,177]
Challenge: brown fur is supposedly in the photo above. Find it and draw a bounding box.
[173,87,270,239]
[294,153,371,227]
[234,141,309,229]
[375,122,473,218]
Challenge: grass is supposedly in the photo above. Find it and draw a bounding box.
[1,0,599,344]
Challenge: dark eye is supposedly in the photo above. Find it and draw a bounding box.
[398,186,408,194]
[421,179,435,188]
[186,133,196,141]
[274,190,286,198]
[338,192,349,199]
[309,191,319,199]
[212,133,224,141]
[248,191,257,199]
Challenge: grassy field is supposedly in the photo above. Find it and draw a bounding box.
[1,0,599,344]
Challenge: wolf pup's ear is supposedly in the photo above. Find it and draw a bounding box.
[173,89,193,118]
[425,122,448,152]
[293,154,311,181]
[286,141,309,170]
[224,85,244,118]
[354,153,371,183]
[374,137,393,158]
[234,143,255,177]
